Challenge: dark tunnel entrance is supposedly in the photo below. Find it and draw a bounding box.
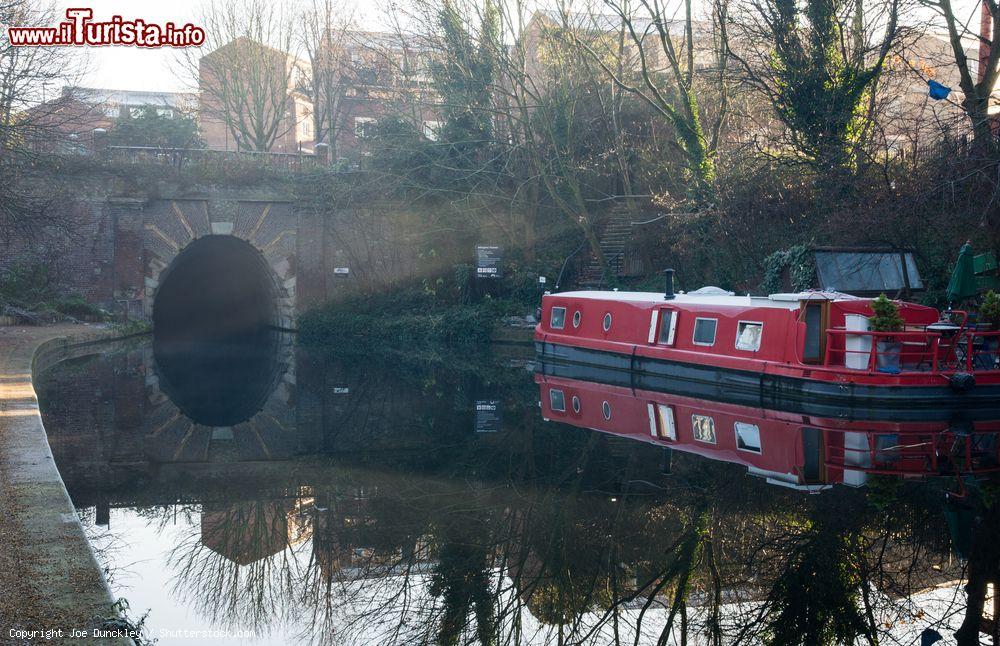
[153,332,283,426]
[152,235,278,343]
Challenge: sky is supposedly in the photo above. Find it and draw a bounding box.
[45,0,384,93]
[29,0,988,95]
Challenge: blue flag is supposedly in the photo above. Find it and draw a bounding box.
[928,80,951,100]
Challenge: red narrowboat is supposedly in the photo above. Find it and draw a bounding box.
[536,374,1000,491]
[535,283,1000,410]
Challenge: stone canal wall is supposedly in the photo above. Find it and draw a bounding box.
[0,325,129,645]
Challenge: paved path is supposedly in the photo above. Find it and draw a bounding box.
[0,325,130,645]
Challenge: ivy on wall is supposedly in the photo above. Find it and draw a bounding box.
[761,244,816,294]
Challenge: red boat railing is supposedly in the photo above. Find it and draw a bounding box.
[823,327,1000,374]
[824,431,1000,477]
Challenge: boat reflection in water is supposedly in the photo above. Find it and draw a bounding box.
[537,373,1000,492]
[35,336,1000,645]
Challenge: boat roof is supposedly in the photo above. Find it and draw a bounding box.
[549,290,864,311]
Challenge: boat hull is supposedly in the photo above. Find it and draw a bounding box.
[536,340,1000,420]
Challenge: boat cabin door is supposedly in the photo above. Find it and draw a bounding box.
[801,300,830,364]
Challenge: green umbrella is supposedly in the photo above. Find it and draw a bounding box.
[946,242,977,304]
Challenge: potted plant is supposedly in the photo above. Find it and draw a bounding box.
[979,290,1000,368]
[980,290,1000,329]
[870,294,904,372]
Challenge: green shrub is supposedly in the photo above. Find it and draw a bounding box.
[870,294,904,332]
[298,300,503,347]
[54,295,107,319]
[980,290,1000,327]
[0,264,55,308]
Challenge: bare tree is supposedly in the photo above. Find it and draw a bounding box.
[183,0,305,152]
[922,0,1000,156]
[298,0,357,157]
[565,0,732,205]
[0,0,85,243]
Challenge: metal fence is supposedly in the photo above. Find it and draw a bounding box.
[105,145,331,172]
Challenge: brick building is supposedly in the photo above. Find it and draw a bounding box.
[197,31,442,158]
[313,29,441,160]
[198,37,315,153]
[18,86,195,153]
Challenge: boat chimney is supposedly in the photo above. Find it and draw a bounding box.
[664,269,676,300]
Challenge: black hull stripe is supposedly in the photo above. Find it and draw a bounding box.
[536,341,1000,422]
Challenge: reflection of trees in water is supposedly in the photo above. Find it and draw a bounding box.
[123,443,990,645]
[145,458,992,645]
[165,498,312,633]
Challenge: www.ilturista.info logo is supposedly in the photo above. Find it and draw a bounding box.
[7,8,205,47]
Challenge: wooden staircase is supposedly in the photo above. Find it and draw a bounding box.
[578,211,633,288]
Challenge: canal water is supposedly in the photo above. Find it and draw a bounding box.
[35,333,1000,645]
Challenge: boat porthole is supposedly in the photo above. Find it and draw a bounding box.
[573,311,581,328]
[572,396,581,413]
[603,313,612,332]
[602,401,612,420]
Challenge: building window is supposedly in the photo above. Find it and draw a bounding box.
[735,421,762,453]
[550,306,566,330]
[550,389,566,412]
[354,116,376,137]
[692,414,716,444]
[603,313,612,332]
[602,401,612,420]
[693,318,717,346]
[571,396,581,413]
[572,311,581,328]
[422,120,442,140]
[657,310,676,345]
[736,321,763,352]
[648,403,676,440]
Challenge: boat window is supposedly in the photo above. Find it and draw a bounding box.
[571,396,581,413]
[692,414,716,444]
[550,307,566,330]
[602,401,612,420]
[693,318,717,346]
[550,389,566,412]
[646,403,676,440]
[657,310,677,345]
[603,313,612,332]
[735,421,762,453]
[735,321,763,352]
[572,311,581,328]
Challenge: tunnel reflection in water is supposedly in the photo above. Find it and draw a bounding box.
[152,235,279,342]
[153,331,284,427]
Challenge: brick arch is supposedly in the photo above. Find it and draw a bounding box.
[142,199,297,329]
